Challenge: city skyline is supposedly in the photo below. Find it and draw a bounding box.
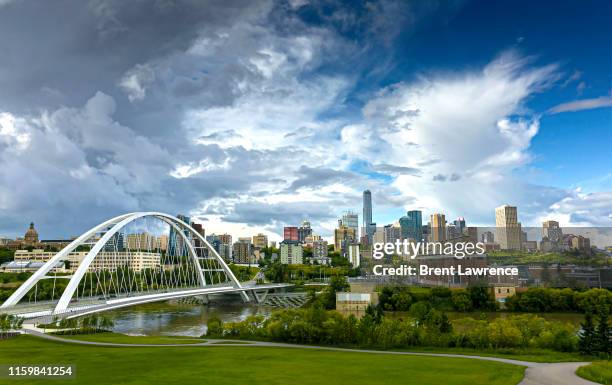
[0,1,611,240]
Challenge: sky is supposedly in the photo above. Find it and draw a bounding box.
[0,0,611,242]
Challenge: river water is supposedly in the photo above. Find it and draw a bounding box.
[105,295,273,337]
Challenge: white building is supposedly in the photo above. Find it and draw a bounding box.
[348,244,360,267]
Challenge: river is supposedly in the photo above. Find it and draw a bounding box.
[105,295,273,337]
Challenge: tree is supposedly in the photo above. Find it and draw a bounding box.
[206,316,224,337]
[409,302,429,326]
[596,305,611,356]
[320,275,350,309]
[467,286,497,310]
[579,309,596,355]
[451,290,473,312]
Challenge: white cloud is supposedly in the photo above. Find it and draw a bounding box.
[356,51,562,224]
[548,95,612,114]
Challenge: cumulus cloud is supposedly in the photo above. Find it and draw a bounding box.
[353,51,565,224]
[0,1,608,240]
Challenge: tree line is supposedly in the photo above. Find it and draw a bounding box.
[205,305,578,353]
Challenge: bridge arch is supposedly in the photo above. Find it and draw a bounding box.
[1,212,245,315]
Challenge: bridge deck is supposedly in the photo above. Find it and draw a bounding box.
[7,283,292,321]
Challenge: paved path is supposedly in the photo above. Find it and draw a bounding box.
[22,329,598,385]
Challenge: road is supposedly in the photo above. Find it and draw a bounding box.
[18,329,598,385]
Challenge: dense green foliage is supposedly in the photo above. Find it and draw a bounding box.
[0,335,525,385]
[263,261,358,283]
[228,264,259,281]
[207,305,578,353]
[578,304,611,357]
[38,314,114,335]
[506,287,612,313]
[378,286,497,312]
[0,248,15,264]
[0,313,23,337]
[488,250,609,267]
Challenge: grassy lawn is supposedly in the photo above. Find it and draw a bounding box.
[59,332,204,345]
[0,335,525,385]
[392,346,584,363]
[577,361,612,384]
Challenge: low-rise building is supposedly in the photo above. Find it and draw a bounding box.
[336,292,378,313]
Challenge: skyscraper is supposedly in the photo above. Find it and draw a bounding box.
[495,205,522,250]
[363,190,374,242]
[399,210,423,241]
[283,226,298,242]
[297,220,312,243]
[334,219,356,255]
[168,214,190,256]
[430,213,446,242]
[341,211,359,236]
[542,220,563,243]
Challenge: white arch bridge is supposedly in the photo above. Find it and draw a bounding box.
[1,212,291,320]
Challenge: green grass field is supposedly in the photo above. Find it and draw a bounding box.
[59,332,204,345]
[577,361,612,384]
[0,335,525,385]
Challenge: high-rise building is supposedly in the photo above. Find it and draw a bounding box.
[348,244,360,267]
[126,232,155,250]
[384,224,401,245]
[191,223,205,247]
[156,234,168,252]
[191,223,205,237]
[297,221,312,243]
[481,231,495,244]
[495,205,522,250]
[304,234,321,247]
[233,239,252,264]
[334,219,356,255]
[362,190,374,242]
[342,211,359,236]
[280,242,303,264]
[283,226,299,242]
[453,217,466,233]
[252,233,268,249]
[465,227,478,243]
[399,210,423,241]
[168,214,190,256]
[217,233,233,261]
[312,240,329,261]
[542,220,563,243]
[430,213,446,242]
[218,234,232,245]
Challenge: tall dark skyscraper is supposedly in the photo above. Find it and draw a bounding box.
[363,190,374,242]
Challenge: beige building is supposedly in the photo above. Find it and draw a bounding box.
[334,221,356,252]
[13,249,161,272]
[126,232,156,250]
[495,205,522,250]
[430,213,446,242]
[252,233,268,249]
[336,292,379,315]
[491,286,516,306]
[156,235,169,252]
